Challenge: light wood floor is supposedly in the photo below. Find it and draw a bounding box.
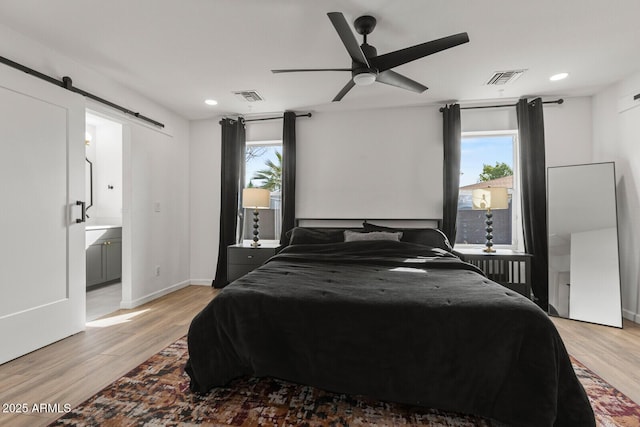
[0,285,638,426]
[86,281,122,321]
[551,316,640,404]
[0,285,219,427]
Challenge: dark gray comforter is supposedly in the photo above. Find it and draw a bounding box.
[185,240,594,427]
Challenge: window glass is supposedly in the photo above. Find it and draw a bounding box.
[456,133,518,247]
[243,142,282,241]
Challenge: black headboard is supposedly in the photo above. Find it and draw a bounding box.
[294,218,442,230]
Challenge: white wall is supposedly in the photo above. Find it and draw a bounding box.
[85,116,123,225]
[296,106,443,219]
[544,97,593,167]
[189,119,221,284]
[123,123,190,306]
[246,119,282,142]
[0,23,192,309]
[94,121,123,223]
[461,106,518,132]
[593,72,640,322]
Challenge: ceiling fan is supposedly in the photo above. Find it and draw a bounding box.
[272,12,470,102]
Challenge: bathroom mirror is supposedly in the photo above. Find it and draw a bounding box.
[547,162,622,327]
[85,158,93,216]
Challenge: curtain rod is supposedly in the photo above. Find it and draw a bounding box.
[244,113,312,122]
[439,98,564,112]
[0,55,165,128]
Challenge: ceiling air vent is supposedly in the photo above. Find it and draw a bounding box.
[486,70,526,86]
[233,90,264,102]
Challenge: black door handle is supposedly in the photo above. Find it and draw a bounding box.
[76,200,86,223]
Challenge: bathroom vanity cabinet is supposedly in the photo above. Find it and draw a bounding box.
[86,226,122,287]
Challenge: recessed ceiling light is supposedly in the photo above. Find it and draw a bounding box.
[550,73,569,81]
[204,99,218,106]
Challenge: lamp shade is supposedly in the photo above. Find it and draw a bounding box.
[242,188,270,209]
[472,187,509,210]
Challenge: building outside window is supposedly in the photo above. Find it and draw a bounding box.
[456,131,521,250]
[243,140,282,242]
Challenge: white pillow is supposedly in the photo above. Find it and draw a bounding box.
[343,230,403,242]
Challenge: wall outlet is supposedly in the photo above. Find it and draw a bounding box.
[155,265,160,277]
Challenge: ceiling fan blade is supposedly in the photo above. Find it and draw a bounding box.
[271,68,352,73]
[332,79,356,102]
[327,12,369,67]
[370,32,469,72]
[376,70,428,93]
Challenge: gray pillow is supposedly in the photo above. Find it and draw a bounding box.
[343,230,402,242]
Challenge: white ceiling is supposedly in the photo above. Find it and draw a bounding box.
[1,0,639,120]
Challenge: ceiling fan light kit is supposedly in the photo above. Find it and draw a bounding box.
[353,71,377,86]
[272,12,469,102]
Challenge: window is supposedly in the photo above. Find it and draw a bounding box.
[243,140,282,242]
[456,131,521,249]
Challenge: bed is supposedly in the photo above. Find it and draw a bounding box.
[185,220,595,427]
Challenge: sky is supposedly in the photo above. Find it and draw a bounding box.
[459,135,514,187]
[245,145,281,187]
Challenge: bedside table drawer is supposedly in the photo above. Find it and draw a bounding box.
[228,247,274,265]
[228,264,258,282]
[227,244,279,283]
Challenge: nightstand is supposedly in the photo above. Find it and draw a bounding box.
[227,241,280,282]
[455,248,532,299]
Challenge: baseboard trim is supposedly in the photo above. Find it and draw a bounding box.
[119,280,190,309]
[622,308,640,324]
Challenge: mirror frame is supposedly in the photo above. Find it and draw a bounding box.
[85,157,93,215]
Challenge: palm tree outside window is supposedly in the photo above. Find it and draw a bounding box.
[243,142,282,241]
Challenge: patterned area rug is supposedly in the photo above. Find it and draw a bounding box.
[49,337,640,427]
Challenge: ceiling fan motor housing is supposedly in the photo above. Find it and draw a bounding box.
[359,43,377,61]
[354,43,379,84]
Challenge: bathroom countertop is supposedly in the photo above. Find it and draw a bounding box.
[85,225,122,231]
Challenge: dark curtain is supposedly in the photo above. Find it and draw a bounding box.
[441,104,462,245]
[213,117,246,288]
[517,98,548,309]
[279,111,297,244]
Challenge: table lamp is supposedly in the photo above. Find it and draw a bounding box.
[242,188,270,247]
[472,186,509,253]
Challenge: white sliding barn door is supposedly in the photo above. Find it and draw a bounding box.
[0,66,85,364]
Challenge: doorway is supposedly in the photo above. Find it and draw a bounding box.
[85,112,124,321]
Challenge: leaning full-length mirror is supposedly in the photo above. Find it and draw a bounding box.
[547,162,622,327]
